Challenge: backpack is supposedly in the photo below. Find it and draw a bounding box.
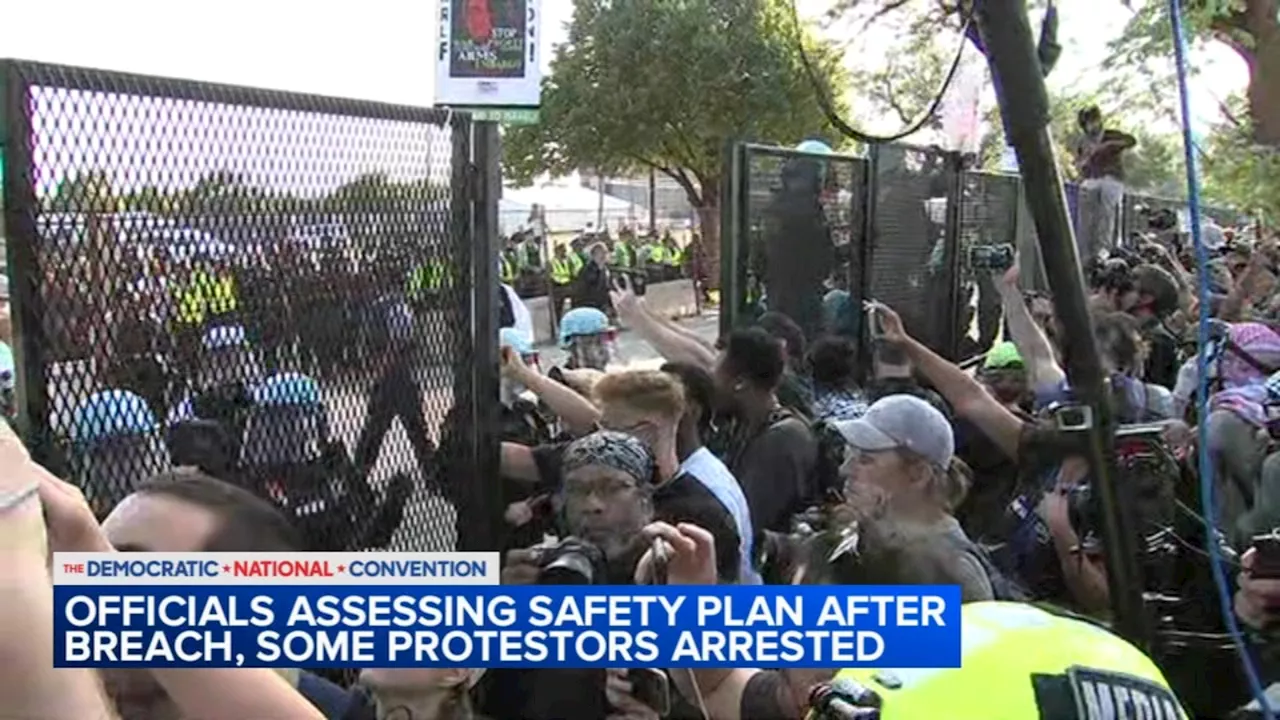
[756,406,846,508]
[951,534,1031,602]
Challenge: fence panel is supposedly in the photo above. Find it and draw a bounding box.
[0,61,496,554]
[729,144,866,341]
[867,144,959,357]
[956,171,1022,357]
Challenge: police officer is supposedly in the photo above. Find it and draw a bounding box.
[547,244,583,336]
[558,307,615,371]
[612,228,636,271]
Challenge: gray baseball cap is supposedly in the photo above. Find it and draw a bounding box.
[834,394,955,469]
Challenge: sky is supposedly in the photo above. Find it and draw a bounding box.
[3,0,1251,187]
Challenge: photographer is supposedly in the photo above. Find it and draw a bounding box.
[493,430,661,720]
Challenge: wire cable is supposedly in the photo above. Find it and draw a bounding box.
[1172,0,1276,712]
[786,0,971,145]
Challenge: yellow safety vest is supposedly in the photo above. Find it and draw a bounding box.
[550,256,577,285]
[176,285,205,326]
[613,242,634,268]
[500,255,517,283]
[207,275,237,316]
[664,245,683,266]
[408,263,446,300]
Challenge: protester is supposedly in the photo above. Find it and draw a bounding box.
[713,328,817,533]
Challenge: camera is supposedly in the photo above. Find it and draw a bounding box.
[969,243,1015,272]
[1044,401,1093,432]
[536,537,607,585]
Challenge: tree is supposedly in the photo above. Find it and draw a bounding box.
[1110,0,1280,147]
[502,0,849,286]
[1200,95,1280,221]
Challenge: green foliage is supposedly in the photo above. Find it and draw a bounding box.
[1201,96,1280,222]
[501,0,849,207]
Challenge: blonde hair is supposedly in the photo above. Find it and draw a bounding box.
[593,370,686,421]
[901,450,972,513]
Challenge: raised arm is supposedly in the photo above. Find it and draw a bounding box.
[995,265,1065,387]
[871,302,1024,459]
[612,276,718,370]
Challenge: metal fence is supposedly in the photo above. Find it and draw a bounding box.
[720,143,867,347]
[0,61,500,553]
[722,141,1246,364]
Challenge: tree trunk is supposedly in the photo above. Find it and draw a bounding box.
[1249,31,1280,147]
[695,200,721,291]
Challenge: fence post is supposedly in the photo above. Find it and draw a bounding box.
[718,140,744,338]
[464,119,501,552]
[941,150,966,360]
[0,63,51,460]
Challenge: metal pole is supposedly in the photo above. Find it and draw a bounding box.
[972,1,1151,650]
[466,119,502,553]
[0,62,53,458]
[648,168,657,234]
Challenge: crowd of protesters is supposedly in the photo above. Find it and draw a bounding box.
[13,204,1280,718]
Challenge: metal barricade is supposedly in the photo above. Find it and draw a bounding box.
[956,170,1021,357]
[0,60,499,553]
[720,143,867,343]
[866,143,963,359]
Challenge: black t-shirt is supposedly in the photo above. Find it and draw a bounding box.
[723,415,818,534]
[531,444,742,583]
[1139,318,1179,390]
[954,417,1021,543]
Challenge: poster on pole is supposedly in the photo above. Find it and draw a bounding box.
[436,0,543,109]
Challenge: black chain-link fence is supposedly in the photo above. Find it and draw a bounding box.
[866,144,959,358]
[1,61,499,554]
[721,142,1249,364]
[721,143,866,343]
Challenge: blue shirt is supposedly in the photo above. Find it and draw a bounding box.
[681,447,761,584]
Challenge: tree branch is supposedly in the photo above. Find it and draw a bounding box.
[860,0,913,31]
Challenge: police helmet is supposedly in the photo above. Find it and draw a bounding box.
[253,372,322,407]
[499,327,535,358]
[558,307,611,348]
[71,389,159,445]
[796,139,833,155]
[818,602,1183,719]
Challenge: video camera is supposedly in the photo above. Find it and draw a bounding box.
[534,537,608,585]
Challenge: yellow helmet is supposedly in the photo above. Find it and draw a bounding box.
[811,602,1186,720]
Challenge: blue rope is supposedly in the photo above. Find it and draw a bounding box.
[1172,0,1276,713]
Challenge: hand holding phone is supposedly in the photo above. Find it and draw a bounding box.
[1250,532,1280,580]
[867,302,885,340]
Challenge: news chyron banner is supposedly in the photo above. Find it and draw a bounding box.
[435,0,542,112]
[52,552,962,669]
